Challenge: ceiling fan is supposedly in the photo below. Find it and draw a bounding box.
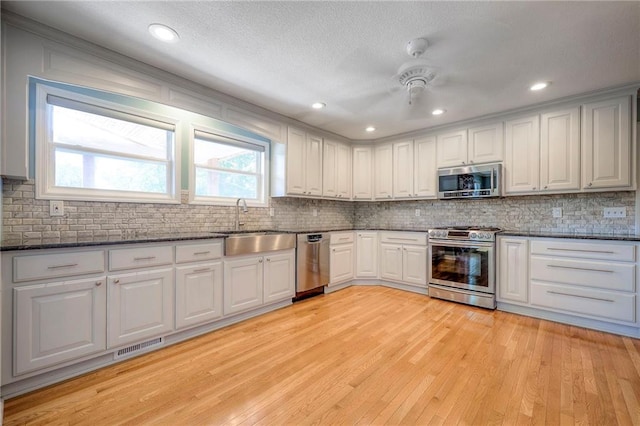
[395,38,437,106]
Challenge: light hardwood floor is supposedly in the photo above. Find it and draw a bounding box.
[4,286,640,425]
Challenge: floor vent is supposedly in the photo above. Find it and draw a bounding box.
[114,337,164,360]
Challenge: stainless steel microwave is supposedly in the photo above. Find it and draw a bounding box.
[437,163,502,199]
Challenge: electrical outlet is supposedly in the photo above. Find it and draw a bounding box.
[50,200,64,216]
[604,207,626,218]
[312,208,318,217]
[269,208,275,217]
[552,207,562,218]
[415,209,421,217]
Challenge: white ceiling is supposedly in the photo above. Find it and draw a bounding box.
[3,1,640,140]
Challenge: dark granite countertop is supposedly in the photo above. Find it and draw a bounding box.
[4,227,639,251]
[499,229,640,242]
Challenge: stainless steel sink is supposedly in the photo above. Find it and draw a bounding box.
[224,232,296,256]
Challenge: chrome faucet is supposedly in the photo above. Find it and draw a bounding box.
[235,198,248,231]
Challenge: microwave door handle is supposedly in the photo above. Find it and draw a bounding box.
[490,168,494,192]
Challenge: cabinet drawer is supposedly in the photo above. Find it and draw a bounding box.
[531,281,636,323]
[109,245,173,271]
[330,232,354,245]
[380,232,427,245]
[530,256,635,292]
[175,241,223,263]
[530,240,635,261]
[14,251,105,282]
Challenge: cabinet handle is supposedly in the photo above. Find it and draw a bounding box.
[547,247,614,254]
[47,263,78,269]
[547,290,614,303]
[95,281,103,286]
[113,279,120,284]
[462,161,466,165]
[588,182,593,187]
[544,186,548,190]
[193,268,211,273]
[547,264,614,274]
[259,259,263,263]
[266,258,271,262]
[194,251,211,255]
[133,256,156,261]
[532,187,536,190]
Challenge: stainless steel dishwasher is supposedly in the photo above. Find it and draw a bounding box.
[296,233,330,297]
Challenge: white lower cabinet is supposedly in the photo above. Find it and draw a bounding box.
[498,236,639,330]
[175,262,223,329]
[330,232,355,285]
[263,251,296,303]
[379,232,428,288]
[13,276,107,375]
[497,237,529,304]
[224,250,295,315]
[107,268,174,348]
[356,232,378,278]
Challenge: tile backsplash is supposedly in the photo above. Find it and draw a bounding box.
[1,178,636,244]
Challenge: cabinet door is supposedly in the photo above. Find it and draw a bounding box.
[264,251,295,303]
[14,276,107,375]
[393,140,414,198]
[335,142,352,199]
[175,262,223,330]
[374,144,393,199]
[540,107,580,192]
[414,136,437,198]
[582,95,632,189]
[402,245,428,287]
[286,127,306,195]
[356,232,378,278]
[224,257,264,315]
[497,238,529,304]
[330,244,355,285]
[322,139,338,198]
[379,243,403,281]
[436,130,468,168]
[468,122,503,165]
[305,134,324,196]
[505,115,540,194]
[108,268,174,348]
[352,146,373,200]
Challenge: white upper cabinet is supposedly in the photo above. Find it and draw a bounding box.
[468,122,504,165]
[393,140,414,198]
[413,136,437,198]
[504,115,541,194]
[374,143,394,199]
[286,127,323,196]
[582,95,632,190]
[436,123,504,169]
[323,139,352,199]
[436,130,468,168]
[352,146,373,200]
[540,107,580,192]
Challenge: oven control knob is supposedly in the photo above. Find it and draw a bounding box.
[470,232,477,239]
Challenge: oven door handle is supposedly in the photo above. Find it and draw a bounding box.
[429,239,494,249]
[490,168,494,192]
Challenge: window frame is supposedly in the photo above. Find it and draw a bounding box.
[35,83,182,204]
[189,124,270,207]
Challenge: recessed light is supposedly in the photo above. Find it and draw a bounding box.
[311,102,326,109]
[432,109,445,116]
[148,24,179,43]
[530,81,550,91]
[365,126,376,132]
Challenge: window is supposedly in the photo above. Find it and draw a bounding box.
[35,84,180,203]
[190,128,269,206]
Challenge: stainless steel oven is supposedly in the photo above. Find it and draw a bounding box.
[428,227,499,309]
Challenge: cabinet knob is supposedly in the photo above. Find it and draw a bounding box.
[96,281,103,287]
[469,160,474,164]
[259,259,263,263]
[266,258,271,262]
[544,186,548,189]
[532,187,536,190]
[113,279,120,284]
[588,182,593,187]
